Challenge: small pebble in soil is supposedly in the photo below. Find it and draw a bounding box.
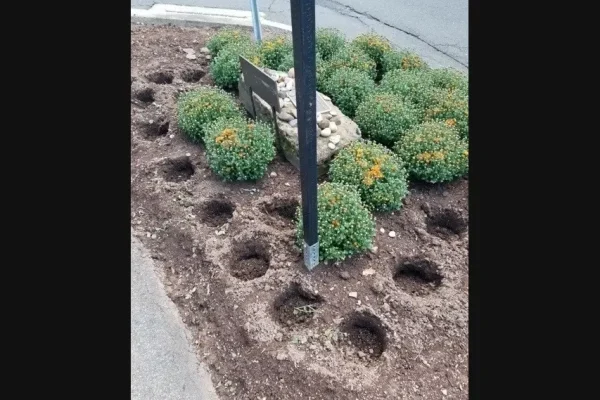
[380,228,385,234]
[289,119,298,127]
[205,55,212,60]
[357,300,362,305]
[328,143,336,150]
[151,233,157,239]
[389,231,396,238]
[329,122,338,133]
[285,182,290,186]
[169,134,175,139]
[357,351,366,358]
[200,47,210,54]
[276,352,288,361]
[339,271,350,280]
[309,344,317,350]
[288,68,295,78]
[330,135,341,144]
[321,127,332,137]
[370,246,378,253]
[442,389,448,396]
[186,153,191,157]
[270,171,277,177]
[348,292,358,298]
[443,191,449,197]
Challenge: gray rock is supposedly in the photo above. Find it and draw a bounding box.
[277,111,294,122]
[200,47,210,54]
[332,115,342,125]
[339,271,351,280]
[328,142,336,150]
[330,134,341,144]
[289,119,298,127]
[320,128,331,137]
[358,351,367,358]
[288,68,295,78]
[329,122,338,133]
[318,118,330,129]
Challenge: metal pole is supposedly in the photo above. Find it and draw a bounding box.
[249,0,263,43]
[290,0,319,270]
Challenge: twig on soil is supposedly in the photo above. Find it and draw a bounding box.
[293,304,318,315]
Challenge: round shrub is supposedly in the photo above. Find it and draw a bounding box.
[206,28,252,57]
[351,33,392,76]
[382,50,429,74]
[316,28,346,61]
[204,116,276,181]
[260,35,293,70]
[378,68,436,117]
[323,67,376,117]
[428,68,468,94]
[278,52,295,71]
[295,182,375,261]
[424,88,469,139]
[177,87,241,142]
[393,121,468,183]
[320,46,377,82]
[329,141,409,212]
[210,42,261,89]
[354,92,420,148]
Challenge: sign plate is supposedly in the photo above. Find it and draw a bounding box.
[286,89,330,114]
[239,56,280,112]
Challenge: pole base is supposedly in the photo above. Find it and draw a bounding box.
[303,241,319,271]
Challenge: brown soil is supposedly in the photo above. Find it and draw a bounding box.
[131,23,469,400]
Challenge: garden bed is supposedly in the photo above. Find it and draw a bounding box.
[131,23,468,400]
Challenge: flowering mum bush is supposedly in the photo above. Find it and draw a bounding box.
[424,88,469,139]
[316,28,346,61]
[206,28,251,57]
[351,33,393,80]
[295,182,375,261]
[329,141,409,212]
[177,87,241,142]
[320,46,377,83]
[382,50,429,74]
[354,92,420,147]
[259,35,293,70]
[378,68,436,118]
[393,121,468,183]
[204,116,276,181]
[323,67,376,117]
[428,68,468,94]
[210,42,261,89]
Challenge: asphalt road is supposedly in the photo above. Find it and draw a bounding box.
[131,0,468,72]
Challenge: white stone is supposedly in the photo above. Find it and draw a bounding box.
[276,352,288,361]
[286,80,294,90]
[329,122,338,133]
[320,128,331,137]
[389,231,396,238]
[169,134,175,139]
[186,53,197,60]
[186,153,191,157]
[288,68,295,78]
[200,47,210,54]
[380,228,385,234]
[329,134,341,144]
[348,292,358,298]
[328,142,336,150]
[285,182,290,186]
[442,389,448,396]
[316,114,323,123]
[270,172,277,177]
[330,110,337,116]
[284,77,291,84]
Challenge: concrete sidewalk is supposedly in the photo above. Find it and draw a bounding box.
[131,234,218,400]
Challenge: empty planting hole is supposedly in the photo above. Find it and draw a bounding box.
[196,199,235,227]
[146,71,174,84]
[273,283,323,325]
[341,312,387,358]
[425,207,467,240]
[230,240,270,281]
[181,69,205,82]
[135,87,155,103]
[161,157,195,182]
[394,257,443,295]
[142,117,169,139]
[265,198,299,220]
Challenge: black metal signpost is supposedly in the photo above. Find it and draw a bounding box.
[290,0,319,270]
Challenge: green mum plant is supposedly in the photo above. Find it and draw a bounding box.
[177,87,241,142]
[295,182,376,261]
[329,141,409,212]
[378,68,436,118]
[259,35,293,70]
[382,50,429,74]
[320,46,377,84]
[351,33,393,80]
[354,92,420,148]
[424,88,469,139]
[277,51,295,72]
[393,121,468,183]
[204,116,276,181]
[210,42,261,89]
[428,68,468,95]
[206,28,252,57]
[316,28,346,61]
[323,67,376,117]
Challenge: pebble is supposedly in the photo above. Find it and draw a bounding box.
[278,82,285,88]
[277,111,294,122]
[339,271,350,280]
[288,68,295,78]
[309,344,317,350]
[380,228,385,234]
[151,233,157,239]
[270,171,277,177]
[348,292,358,298]
[318,119,330,129]
[442,389,448,396]
[289,119,298,127]
[186,153,191,157]
[285,182,290,186]
[357,351,366,358]
[389,231,396,238]
[186,53,197,60]
[321,128,331,137]
[284,77,291,84]
[382,303,390,312]
[328,143,336,150]
[442,191,450,197]
[169,134,175,139]
[329,122,338,133]
[286,80,294,90]
[316,114,323,123]
[332,116,342,125]
[276,352,288,361]
[330,110,337,116]
[182,48,194,54]
[200,47,210,54]
[370,246,378,253]
[329,135,341,144]
[205,55,212,60]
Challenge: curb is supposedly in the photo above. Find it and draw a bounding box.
[131,4,292,32]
